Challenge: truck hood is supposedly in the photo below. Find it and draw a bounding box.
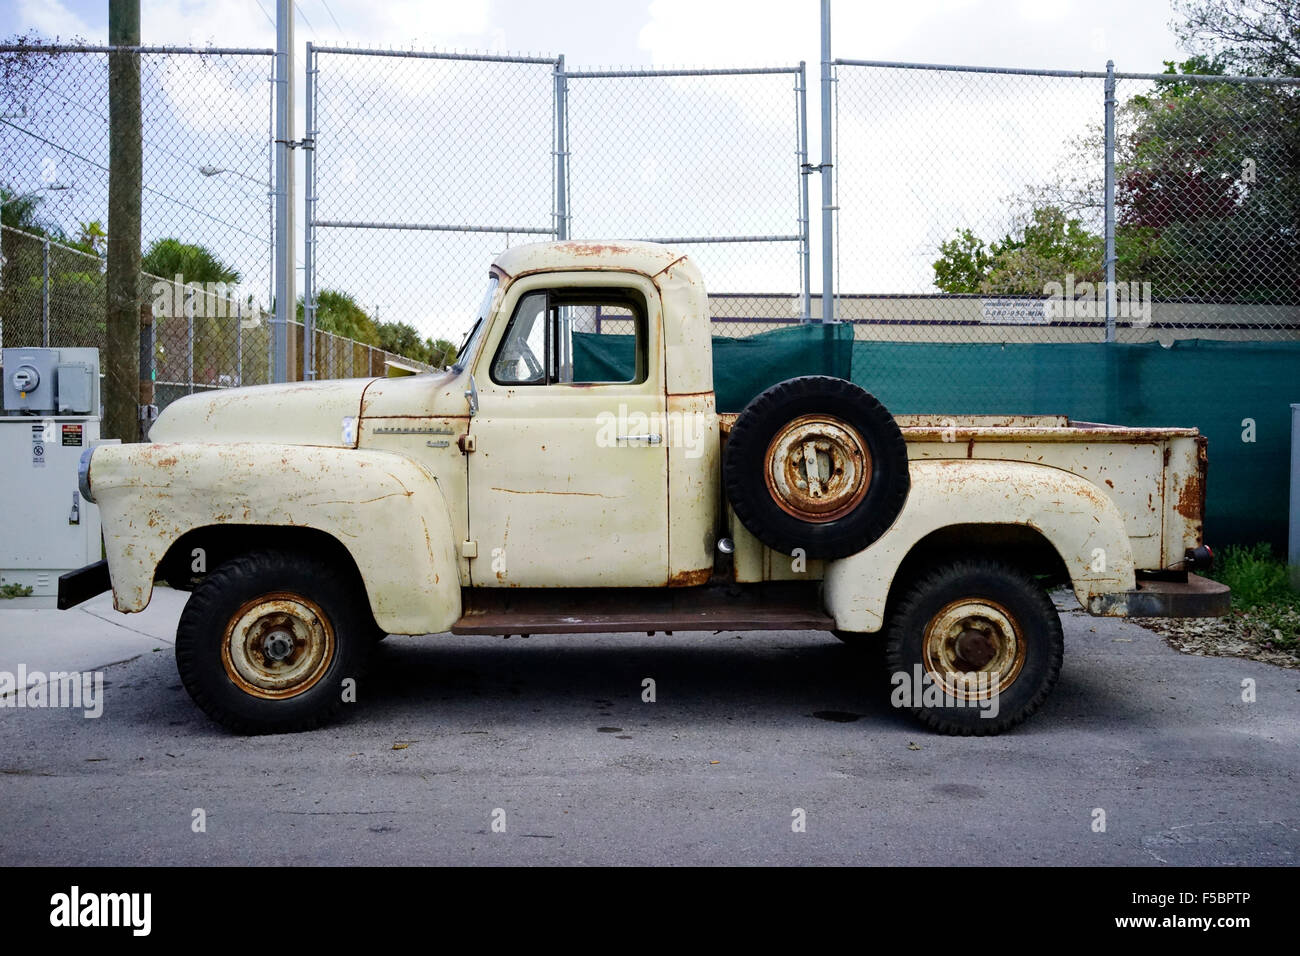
[148,378,376,447]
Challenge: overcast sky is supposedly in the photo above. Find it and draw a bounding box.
[3,0,1194,339]
[6,0,1187,71]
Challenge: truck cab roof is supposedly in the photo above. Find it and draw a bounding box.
[492,239,694,280]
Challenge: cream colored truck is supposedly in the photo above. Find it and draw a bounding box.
[63,240,1228,735]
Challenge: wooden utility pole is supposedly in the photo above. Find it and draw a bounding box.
[105,0,142,441]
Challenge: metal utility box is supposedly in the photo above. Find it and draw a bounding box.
[2,347,100,415]
[1,347,110,605]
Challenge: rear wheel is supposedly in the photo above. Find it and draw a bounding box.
[176,550,372,734]
[884,559,1062,735]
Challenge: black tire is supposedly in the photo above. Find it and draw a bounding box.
[723,375,909,560]
[176,550,373,734]
[884,559,1063,736]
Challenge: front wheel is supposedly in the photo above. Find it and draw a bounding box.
[176,550,373,734]
[884,559,1063,735]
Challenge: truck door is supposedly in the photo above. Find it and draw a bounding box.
[466,272,669,587]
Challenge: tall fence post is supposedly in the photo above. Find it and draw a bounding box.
[40,235,50,346]
[554,53,569,240]
[272,0,295,382]
[236,300,243,384]
[1103,59,1117,344]
[303,40,317,379]
[1291,404,1300,590]
[819,0,834,323]
[797,61,811,322]
[186,289,195,394]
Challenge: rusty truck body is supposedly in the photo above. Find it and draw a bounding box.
[65,240,1228,735]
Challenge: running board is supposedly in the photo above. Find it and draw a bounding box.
[451,583,834,635]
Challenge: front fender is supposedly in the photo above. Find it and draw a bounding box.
[824,459,1135,632]
[87,442,462,634]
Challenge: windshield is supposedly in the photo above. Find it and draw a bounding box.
[452,275,500,373]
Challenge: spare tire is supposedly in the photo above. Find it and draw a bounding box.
[723,376,909,560]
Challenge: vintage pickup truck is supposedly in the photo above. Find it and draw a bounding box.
[65,240,1228,735]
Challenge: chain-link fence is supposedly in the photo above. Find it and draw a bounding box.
[1,43,433,404]
[306,46,559,376]
[832,60,1300,346]
[0,44,276,333]
[563,66,809,337]
[2,223,431,410]
[306,47,810,349]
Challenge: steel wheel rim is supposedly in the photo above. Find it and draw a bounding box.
[222,593,335,700]
[763,414,872,523]
[921,598,1026,701]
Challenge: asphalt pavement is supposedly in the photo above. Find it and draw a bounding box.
[0,588,1297,865]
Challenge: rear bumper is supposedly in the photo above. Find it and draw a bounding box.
[1087,573,1230,618]
[57,560,112,610]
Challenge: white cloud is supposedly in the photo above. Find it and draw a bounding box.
[135,0,492,49]
[13,0,92,39]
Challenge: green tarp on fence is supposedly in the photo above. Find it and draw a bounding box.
[847,340,1294,554]
[576,325,1297,551]
[575,322,854,411]
[848,338,1297,552]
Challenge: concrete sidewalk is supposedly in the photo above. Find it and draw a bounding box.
[0,587,186,693]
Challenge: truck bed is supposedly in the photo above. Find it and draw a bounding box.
[719,412,1207,578]
[717,412,1200,443]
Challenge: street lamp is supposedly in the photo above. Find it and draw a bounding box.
[1,183,72,208]
[198,165,271,189]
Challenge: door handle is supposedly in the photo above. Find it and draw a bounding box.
[618,434,662,445]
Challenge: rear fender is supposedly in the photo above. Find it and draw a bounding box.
[824,459,1135,631]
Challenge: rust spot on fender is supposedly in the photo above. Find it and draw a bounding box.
[668,567,712,588]
[1175,470,1204,520]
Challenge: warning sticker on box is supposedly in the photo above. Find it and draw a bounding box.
[62,424,83,447]
[31,424,46,468]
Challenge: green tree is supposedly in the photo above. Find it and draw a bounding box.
[933,229,994,293]
[1174,0,1300,77]
[375,319,428,361]
[75,220,107,257]
[932,206,1104,295]
[373,322,457,367]
[141,239,243,386]
[141,237,240,284]
[974,4,1300,305]
[428,338,458,367]
[1114,53,1299,301]
[1,186,104,348]
[297,289,380,345]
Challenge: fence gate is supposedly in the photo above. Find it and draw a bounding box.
[305,50,812,357]
[304,46,562,375]
[562,65,811,337]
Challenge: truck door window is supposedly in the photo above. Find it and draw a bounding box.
[490,288,647,386]
[491,292,549,384]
